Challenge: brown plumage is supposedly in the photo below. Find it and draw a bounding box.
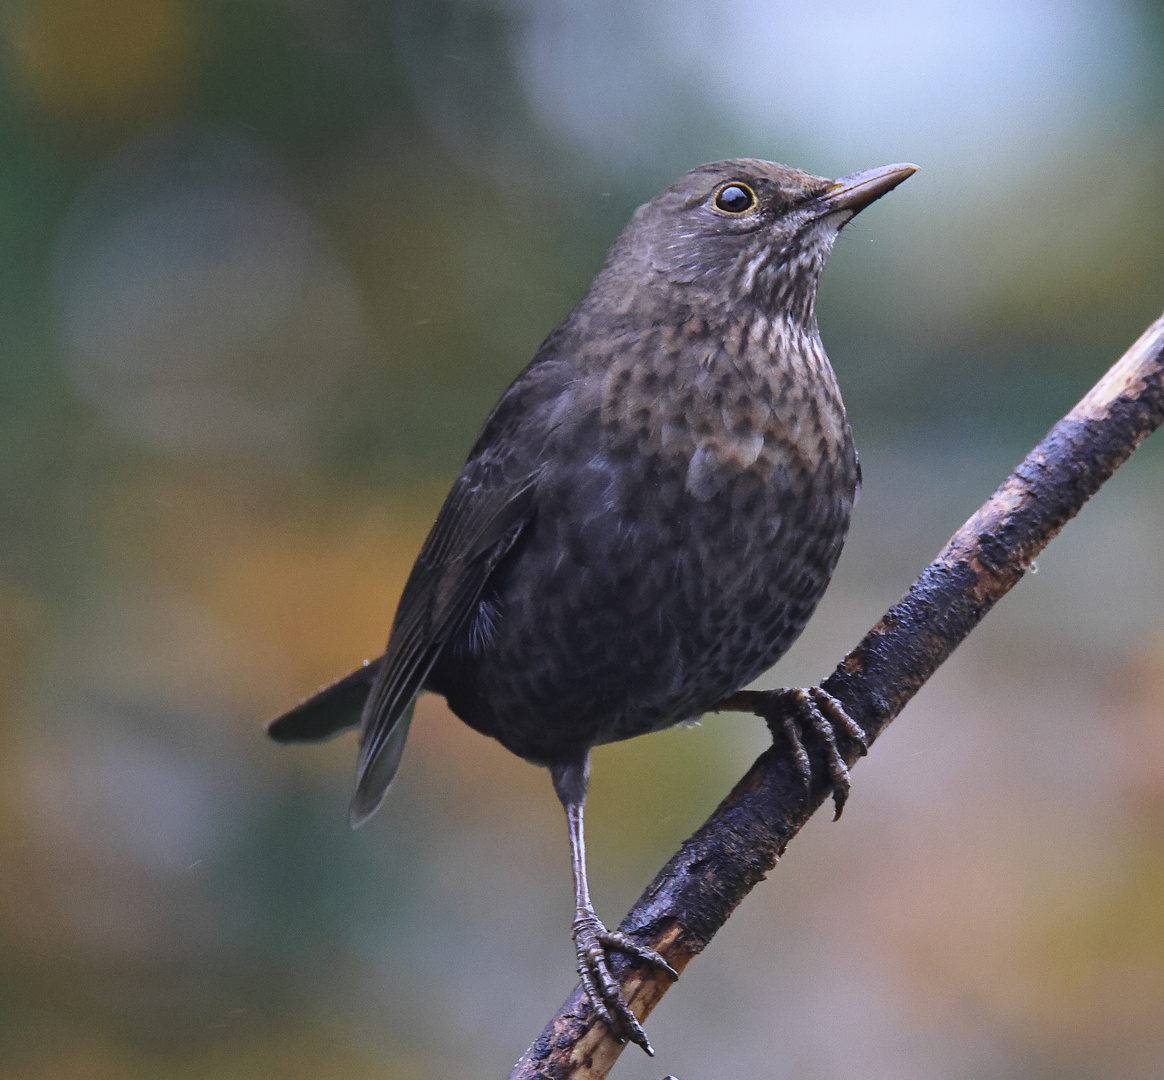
[268,158,916,1052]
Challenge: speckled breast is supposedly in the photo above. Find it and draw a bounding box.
[430,317,859,767]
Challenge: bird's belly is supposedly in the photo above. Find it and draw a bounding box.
[429,461,853,766]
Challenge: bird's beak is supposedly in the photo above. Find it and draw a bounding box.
[819,162,918,215]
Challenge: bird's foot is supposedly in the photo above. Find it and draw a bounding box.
[716,687,867,817]
[573,909,677,1054]
[766,686,867,818]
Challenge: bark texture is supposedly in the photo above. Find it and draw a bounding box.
[509,311,1164,1080]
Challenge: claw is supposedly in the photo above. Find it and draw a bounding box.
[601,929,678,980]
[763,686,865,819]
[573,912,674,1054]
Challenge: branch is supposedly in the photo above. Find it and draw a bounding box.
[509,311,1164,1080]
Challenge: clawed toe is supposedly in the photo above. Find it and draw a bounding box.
[573,913,675,1054]
[766,687,866,819]
[601,928,678,979]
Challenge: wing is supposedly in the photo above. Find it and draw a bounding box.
[348,353,586,826]
[349,446,541,827]
[264,454,534,760]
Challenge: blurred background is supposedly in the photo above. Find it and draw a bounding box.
[1,0,1164,1076]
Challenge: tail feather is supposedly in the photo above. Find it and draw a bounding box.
[266,657,385,743]
[349,699,416,828]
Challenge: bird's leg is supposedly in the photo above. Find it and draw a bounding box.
[716,687,867,818]
[550,757,677,1056]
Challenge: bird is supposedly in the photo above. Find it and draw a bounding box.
[267,158,916,1053]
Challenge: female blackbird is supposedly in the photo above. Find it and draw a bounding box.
[268,159,916,1052]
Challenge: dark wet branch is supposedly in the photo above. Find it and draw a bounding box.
[509,310,1164,1080]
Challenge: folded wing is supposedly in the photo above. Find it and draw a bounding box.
[349,457,539,826]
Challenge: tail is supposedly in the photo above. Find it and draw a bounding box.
[266,656,385,743]
[267,654,418,830]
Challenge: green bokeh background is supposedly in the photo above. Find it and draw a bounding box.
[2,1,1164,1076]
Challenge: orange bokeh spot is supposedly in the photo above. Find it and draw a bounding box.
[98,470,441,707]
[7,0,192,120]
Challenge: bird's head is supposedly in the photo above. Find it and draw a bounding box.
[598,159,917,328]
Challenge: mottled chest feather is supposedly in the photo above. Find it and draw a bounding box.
[597,311,852,503]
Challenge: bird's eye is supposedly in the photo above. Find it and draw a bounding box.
[714,183,756,214]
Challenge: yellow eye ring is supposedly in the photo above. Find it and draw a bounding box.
[714,183,756,214]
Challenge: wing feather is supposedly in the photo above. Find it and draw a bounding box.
[349,471,537,825]
[345,353,575,825]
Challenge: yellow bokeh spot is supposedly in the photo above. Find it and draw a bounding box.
[7,0,191,120]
